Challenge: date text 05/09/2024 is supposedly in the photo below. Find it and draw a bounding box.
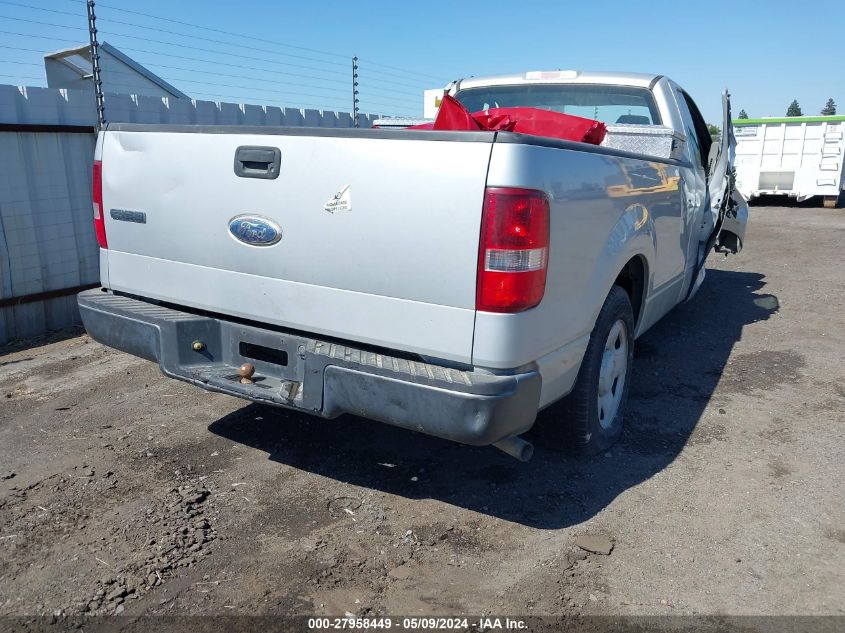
[307,616,529,630]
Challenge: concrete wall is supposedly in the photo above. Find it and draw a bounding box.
[0,83,380,345]
[0,130,96,343]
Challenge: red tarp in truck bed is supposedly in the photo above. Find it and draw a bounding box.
[409,94,607,145]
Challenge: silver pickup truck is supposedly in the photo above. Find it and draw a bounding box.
[78,70,747,461]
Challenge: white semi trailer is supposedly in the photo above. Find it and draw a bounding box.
[733,115,845,208]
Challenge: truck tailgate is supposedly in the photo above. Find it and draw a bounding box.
[100,126,495,363]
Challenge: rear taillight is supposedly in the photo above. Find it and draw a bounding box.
[92,160,107,249]
[476,187,550,313]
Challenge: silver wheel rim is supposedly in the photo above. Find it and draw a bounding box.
[597,319,628,430]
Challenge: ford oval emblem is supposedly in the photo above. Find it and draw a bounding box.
[228,215,282,246]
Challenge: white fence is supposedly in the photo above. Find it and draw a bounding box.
[0,84,380,345]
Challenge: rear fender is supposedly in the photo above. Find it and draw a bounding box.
[585,204,655,332]
[470,204,653,371]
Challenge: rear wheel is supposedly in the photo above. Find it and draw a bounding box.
[539,285,635,455]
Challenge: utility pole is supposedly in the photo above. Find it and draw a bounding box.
[352,56,360,128]
[86,0,105,128]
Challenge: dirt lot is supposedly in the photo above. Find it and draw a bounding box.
[1,204,843,624]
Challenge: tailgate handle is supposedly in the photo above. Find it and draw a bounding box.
[234,146,281,180]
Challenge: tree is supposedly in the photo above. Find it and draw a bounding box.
[821,98,836,115]
[786,100,802,116]
[707,123,721,139]
[738,109,749,119]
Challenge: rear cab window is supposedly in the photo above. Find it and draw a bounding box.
[453,84,662,126]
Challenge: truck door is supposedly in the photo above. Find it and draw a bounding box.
[675,88,748,298]
[706,91,748,256]
[673,86,710,296]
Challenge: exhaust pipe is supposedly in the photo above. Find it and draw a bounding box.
[493,436,534,462]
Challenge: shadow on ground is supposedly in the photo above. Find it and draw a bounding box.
[749,193,842,208]
[0,326,84,358]
[209,269,777,528]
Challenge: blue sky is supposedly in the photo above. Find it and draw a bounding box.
[0,0,841,122]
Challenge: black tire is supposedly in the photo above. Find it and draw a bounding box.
[538,285,635,455]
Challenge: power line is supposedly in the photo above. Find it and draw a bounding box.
[359,57,445,82]
[54,0,444,82]
[0,42,421,111]
[135,63,351,97]
[0,1,81,19]
[356,71,433,92]
[93,0,443,81]
[0,14,86,31]
[0,10,438,93]
[0,66,410,114]
[89,78,346,107]
[123,52,426,99]
[101,69,351,102]
[0,59,416,113]
[357,63,440,84]
[103,67,418,110]
[350,85,422,102]
[341,73,431,95]
[2,0,446,92]
[135,60,422,101]
[101,18,350,70]
[0,9,424,113]
[0,28,87,44]
[116,44,426,97]
[0,43,60,54]
[99,29,352,78]
[134,49,426,98]
[90,0,349,60]
[111,45,344,85]
[0,14,353,72]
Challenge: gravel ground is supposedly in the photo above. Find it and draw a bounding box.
[0,204,843,623]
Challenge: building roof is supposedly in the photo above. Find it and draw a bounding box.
[44,42,189,99]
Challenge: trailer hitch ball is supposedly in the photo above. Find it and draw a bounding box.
[191,340,205,352]
[239,363,256,384]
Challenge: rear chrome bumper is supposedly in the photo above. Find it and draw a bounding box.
[78,289,541,446]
